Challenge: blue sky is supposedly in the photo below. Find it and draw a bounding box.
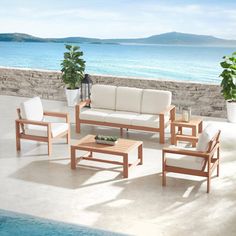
[0,0,236,39]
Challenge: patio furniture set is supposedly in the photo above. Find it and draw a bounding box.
[15,84,221,193]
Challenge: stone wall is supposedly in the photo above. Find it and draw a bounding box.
[0,67,225,118]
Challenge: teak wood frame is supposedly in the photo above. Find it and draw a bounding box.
[70,135,143,178]
[75,99,176,144]
[15,109,70,156]
[162,130,221,193]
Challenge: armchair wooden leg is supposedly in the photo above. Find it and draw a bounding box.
[48,139,52,157]
[66,128,70,144]
[217,147,220,177]
[207,157,211,193]
[15,121,21,151]
[162,151,166,186]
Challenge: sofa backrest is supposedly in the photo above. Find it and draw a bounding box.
[141,89,172,114]
[90,84,172,114]
[91,84,117,110]
[116,87,143,113]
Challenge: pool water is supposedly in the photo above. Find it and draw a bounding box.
[0,209,125,236]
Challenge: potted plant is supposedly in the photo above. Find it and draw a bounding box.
[61,44,86,106]
[220,52,236,122]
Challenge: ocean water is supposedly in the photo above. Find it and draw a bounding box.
[0,41,234,84]
[0,209,124,236]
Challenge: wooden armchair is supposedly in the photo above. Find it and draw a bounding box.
[16,97,70,156]
[162,125,220,193]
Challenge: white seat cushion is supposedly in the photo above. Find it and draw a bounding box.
[90,84,117,110]
[141,89,171,114]
[80,108,113,122]
[20,97,44,121]
[196,124,219,152]
[25,123,69,138]
[131,114,169,128]
[105,111,138,125]
[116,87,143,113]
[166,148,205,170]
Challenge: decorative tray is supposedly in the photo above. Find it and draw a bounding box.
[95,135,118,146]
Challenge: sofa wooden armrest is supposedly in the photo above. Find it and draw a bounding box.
[44,111,70,123]
[75,99,91,133]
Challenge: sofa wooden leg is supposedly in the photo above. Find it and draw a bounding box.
[120,128,123,136]
[76,121,81,133]
[159,132,165,144]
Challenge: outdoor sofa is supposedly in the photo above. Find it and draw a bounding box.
[75,84,175,144]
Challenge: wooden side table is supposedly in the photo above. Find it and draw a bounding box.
[171,117,203,147]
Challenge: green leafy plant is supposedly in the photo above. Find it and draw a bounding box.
[95,135,118,142]
[61,44,86,90]
[220,52,236,102]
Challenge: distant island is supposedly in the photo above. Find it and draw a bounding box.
[0,32,236,46]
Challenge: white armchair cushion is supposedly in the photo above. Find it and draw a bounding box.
[25,123,69,138]
[116,87,143,113]
[90,84,117,110]
[196,124,219,152]
[80,108,113,122]
[141,89,171,114]
[166,152,205,171]
[20,97,44,121]
[105,111,138,125]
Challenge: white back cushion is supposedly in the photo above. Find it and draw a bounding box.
[91,84,117,110]
[116,87,143,113]
[20,97,44,121]
[196,124,219,152]
[141,89,172,114]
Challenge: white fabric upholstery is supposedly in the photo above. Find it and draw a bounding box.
[25,123,69,138]
[166,148,205,170]
[141,89,172,114]
[80,108,113,122]
[90,84,117,110]
[196,124,219,152]
[20,97,44,121]
[105,111,138,125]
[116,87,143,113]
[131,114,169,128]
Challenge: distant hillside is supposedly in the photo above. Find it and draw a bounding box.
[0,32,235,46]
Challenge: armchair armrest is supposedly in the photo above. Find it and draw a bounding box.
[43,111,70,123]
[163,147,209,158]
[16,119,50,127]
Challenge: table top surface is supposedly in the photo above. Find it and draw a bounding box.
[72,135,142,155]
[172,116,203,126]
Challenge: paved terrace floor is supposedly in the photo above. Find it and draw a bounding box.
[0,95,236,236]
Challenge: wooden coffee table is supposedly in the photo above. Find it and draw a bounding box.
[70,135,143,178]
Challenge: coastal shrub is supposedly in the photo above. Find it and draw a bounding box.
[220,51,236,101]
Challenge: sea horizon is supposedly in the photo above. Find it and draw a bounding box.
[0,41,234,84]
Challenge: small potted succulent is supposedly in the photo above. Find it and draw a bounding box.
[220,51,236,122]
[95,135,118,145]
[61,44,86,107]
